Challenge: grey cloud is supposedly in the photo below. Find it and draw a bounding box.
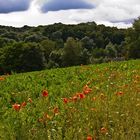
[41,0,94,12]
[0,0,32,13]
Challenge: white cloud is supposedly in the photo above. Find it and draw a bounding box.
[0,0,139,28]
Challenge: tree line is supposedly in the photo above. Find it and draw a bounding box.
[0,18,140,74]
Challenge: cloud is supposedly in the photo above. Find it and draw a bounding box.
[66,0,140,27]
[40,0,94,12]
[0,0,139,29]
[0,0,32,13]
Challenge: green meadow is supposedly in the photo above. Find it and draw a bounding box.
[0,60,140,140]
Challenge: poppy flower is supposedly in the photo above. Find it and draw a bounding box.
[87,135,93,140]
[63,98,69,104]
[21,101,26,107]
[42,90,49,97]
[83,85,92,94]
[53,107,59,114]
[79,93,85,99]
[12,103,21,111]
[0,77,5,81]
[115,91,124,96]
[72,96,78,102]
[84,89,92,95]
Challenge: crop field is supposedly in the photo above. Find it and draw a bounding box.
[0,60,140,140]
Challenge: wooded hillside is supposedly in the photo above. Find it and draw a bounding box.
[0,18,140,74]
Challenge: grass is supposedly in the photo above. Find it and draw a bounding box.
[0,60,140,140]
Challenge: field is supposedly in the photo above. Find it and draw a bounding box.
[0,60,140,140]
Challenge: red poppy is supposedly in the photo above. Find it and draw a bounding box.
[72,96,78,102]
[84,89,92,95]
[0,77,5,81]
[83,85,92,94]
[79,93,85,99]
[21,101,26,107]
[42,90,49,97]
[115,91,124,96]
[12,103,21,111]
[53,107,59,114]
[87,135,93,140]
[63,98,69,104]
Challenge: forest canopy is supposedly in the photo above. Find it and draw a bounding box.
[0,18,140,74]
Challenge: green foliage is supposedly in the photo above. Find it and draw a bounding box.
[81,36,94,50]
[62,37,83,66]
[47,49,63,68]
[0,37,15,48]
[91,48,106,58]
[0,19,139,74]
[1,42,45,73]
[125,18,140,59]
[40,39,56,63]
[51,30,62,40]
[105,42,117,58]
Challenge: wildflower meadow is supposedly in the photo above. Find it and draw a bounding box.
[0,60,140,140]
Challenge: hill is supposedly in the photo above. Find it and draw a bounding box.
[0,60,140,139]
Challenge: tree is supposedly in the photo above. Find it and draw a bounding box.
[51,31,62,40]
[41,39,56,63]
[1,42,45,73]
[47,49,63,68]
[125,18,140,58]
[62,37,83,66]
[81,36,94,50]
[105,42,117,58]
[91,48,105,58]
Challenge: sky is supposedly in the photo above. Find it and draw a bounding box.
[0,0,140,28]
